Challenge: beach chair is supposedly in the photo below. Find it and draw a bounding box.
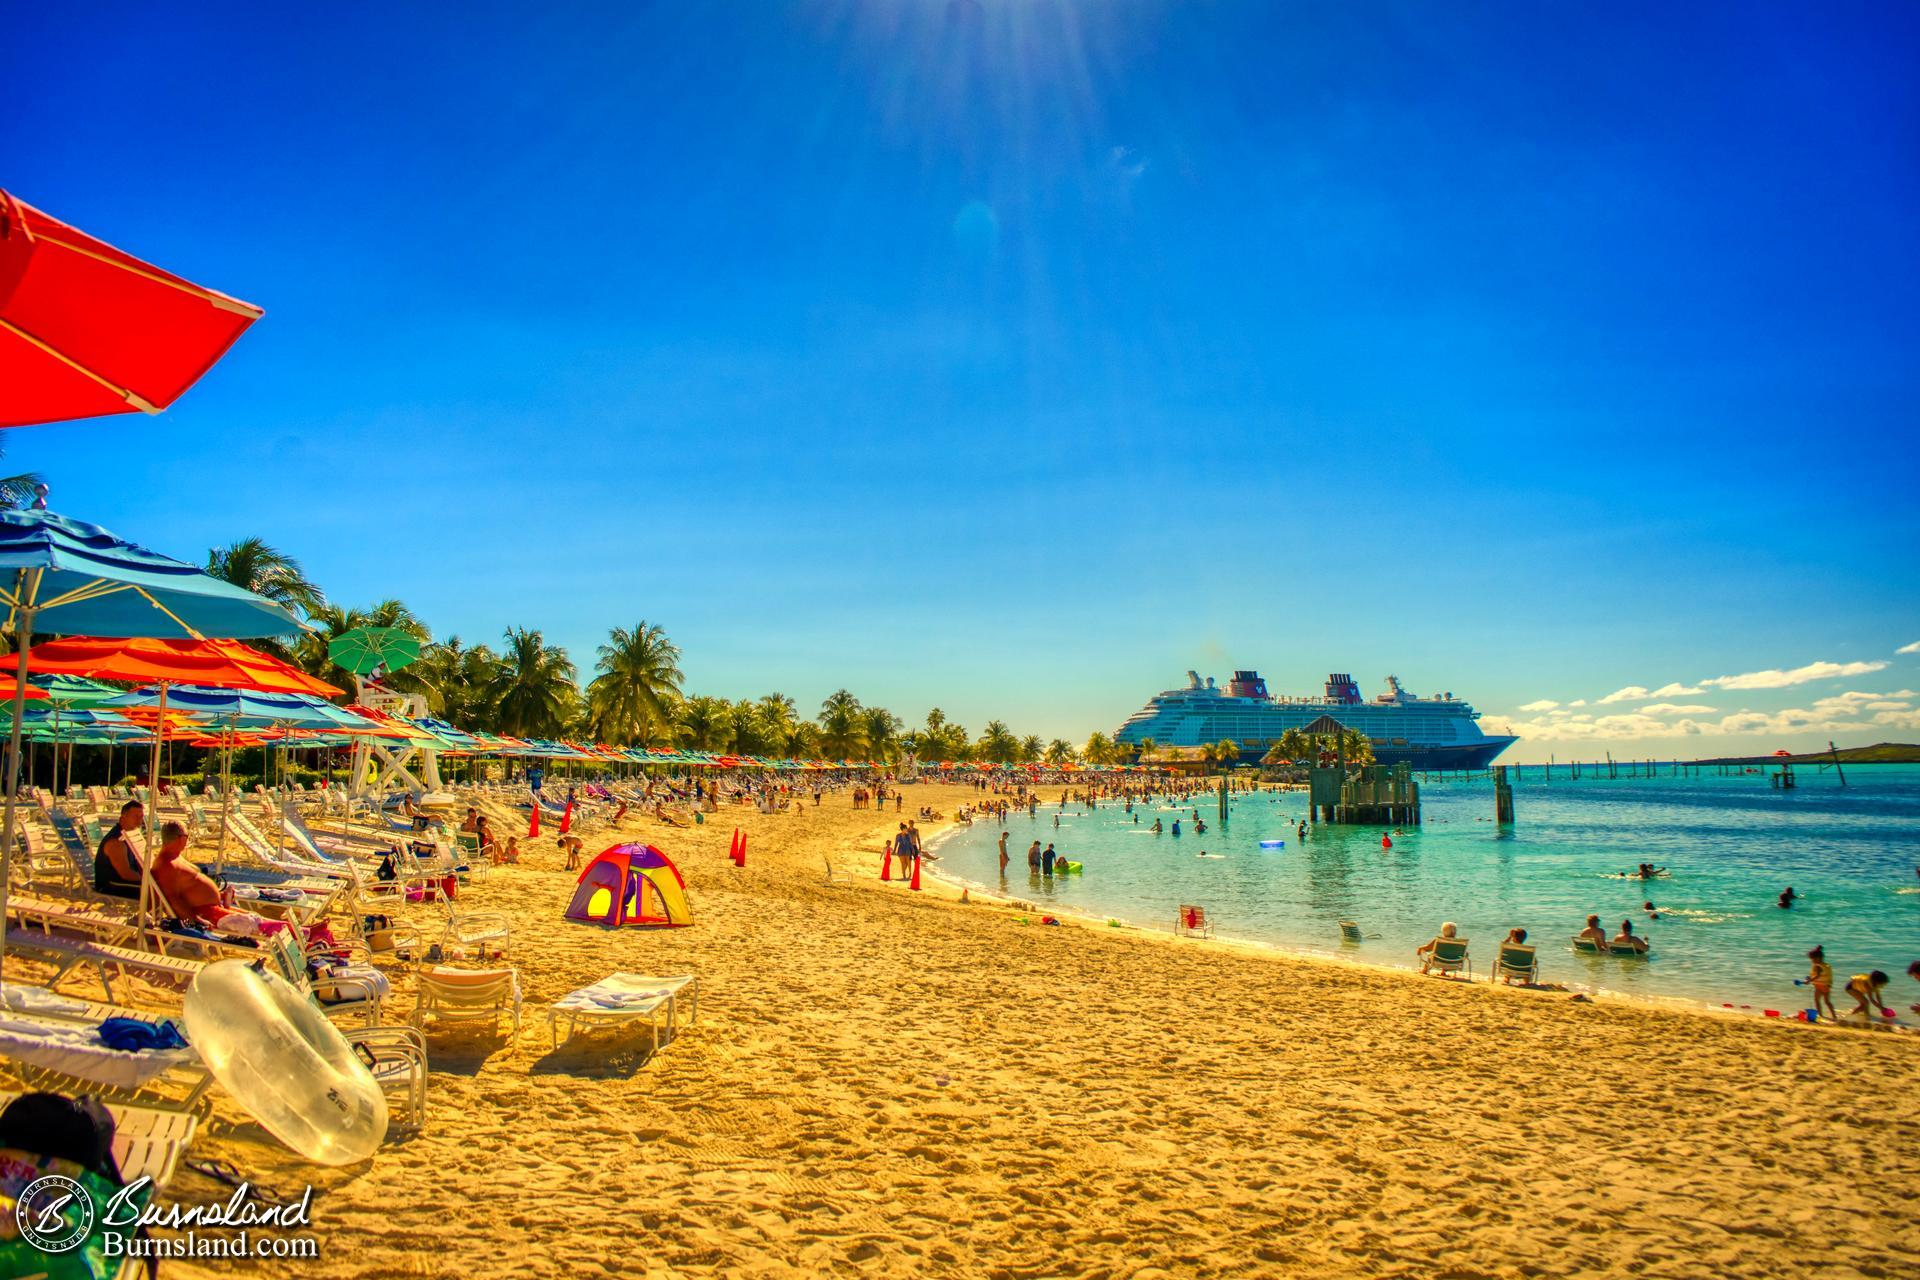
[341,1025,428,1131]
[546,973,699,1050]
[1492,942,1539,984]
[1423,937,1472,979]
[1338,920,1363,943]
[0,1088,200,1191]
[437,896,512,960]
[1570,934,1606,955]
[822,855,852,886]
[1607,937,1650,958]
[1175,904,1213,938]
[0,999,212,1109]
[410,966,522,1038]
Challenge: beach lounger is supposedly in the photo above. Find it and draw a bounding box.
[1571,934,1606,954]
[822,855,852,886]
[1176,905,1213,938]
[340,1025,428,1131]
[410,966,522,1038]
[1492,942,1539,984]
[1423,938,1472,979]
[1338,920,1363,943]
[0,1088,200,1191]
[547,973,698,1050]
[0,1002,211,1108]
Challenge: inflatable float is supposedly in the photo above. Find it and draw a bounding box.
[183,960,388,1166]
[1054,860,1083,874]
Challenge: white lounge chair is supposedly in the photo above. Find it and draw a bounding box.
[411,967,522,1038]
[546,973,699,1050]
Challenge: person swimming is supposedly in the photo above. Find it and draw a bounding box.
[1643,900,1660,920]
[1171,820,1181,837]
[1777,886,1797,909]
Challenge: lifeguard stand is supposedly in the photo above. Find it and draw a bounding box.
[349,680,446,798]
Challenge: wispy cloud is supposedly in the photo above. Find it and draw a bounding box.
[1597,686,1650,705]
[1516,699,1560,712]
[1642,703,1717,715]
[1649,682,1703,697]
[1900,641,1920,655]
[1703,660,1888,690]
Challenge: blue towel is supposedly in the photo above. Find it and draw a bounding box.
[97,1017,188,1052]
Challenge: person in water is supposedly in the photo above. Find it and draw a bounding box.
[1643,900,1660,920]
[1611,919,1649,954]
[1041,843,1056,875]
[1171,820,1181,837]
[997,831,1009,876]
[1777,886,1797,909]
[1026,840,1042,871]
[1805,946,1837,1021]
[1843,970,1891,1019]
[1577,915,1609,948]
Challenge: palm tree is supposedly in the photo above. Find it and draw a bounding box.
[1134,736,1157,764]
[755,694,796,753]
[1044,738,1074,765]
[587,622,683,744]
[1019,734,1043,763]
[1214,739,1240,771]
[976,720,1019,765]
[1339,728,1376,767]
[411,635,504,724]
[677,695,733,751]
[1082,731,1115,765]
[205,537,326,618]
[489,627,577,737]
[817,690,866,758]
[1264,728,1311,768]
[860,706,902,763]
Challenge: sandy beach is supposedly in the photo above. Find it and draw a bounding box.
[24,782,1909,1279]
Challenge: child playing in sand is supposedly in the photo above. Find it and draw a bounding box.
[1843,970,1890,1019]
[559,834,584,871]
[1803,946,1836,1020]
[496,836,521,866]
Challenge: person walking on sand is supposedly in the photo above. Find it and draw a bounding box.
[998,831,1009,876]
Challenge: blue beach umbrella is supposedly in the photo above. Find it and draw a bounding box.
[0,506,306,978]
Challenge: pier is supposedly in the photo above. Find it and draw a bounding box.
[1309,762,1420,825]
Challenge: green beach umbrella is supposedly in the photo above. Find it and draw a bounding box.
[326,626,421,677]
[29,674,125,708]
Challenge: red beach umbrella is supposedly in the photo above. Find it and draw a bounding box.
[0,189,263,428]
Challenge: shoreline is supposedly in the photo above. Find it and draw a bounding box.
[913,815,1911,1037]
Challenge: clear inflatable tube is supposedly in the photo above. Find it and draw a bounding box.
[183,960,388,1166]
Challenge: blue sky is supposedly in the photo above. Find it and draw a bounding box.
[6,1,1917,759]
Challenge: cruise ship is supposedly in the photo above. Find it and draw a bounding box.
[1115,670,1518,770]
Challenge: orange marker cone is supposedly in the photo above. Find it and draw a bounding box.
[734,831,746,867]
[559,799,574,835]
[910,854,922,891]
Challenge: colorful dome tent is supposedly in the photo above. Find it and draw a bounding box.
[564,843,692,928]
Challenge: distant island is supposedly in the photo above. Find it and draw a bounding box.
[1691,742,1920,766]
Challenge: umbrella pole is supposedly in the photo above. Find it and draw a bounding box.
[216,725,234,874]
[0,588,41,987]
[137,681,168,943]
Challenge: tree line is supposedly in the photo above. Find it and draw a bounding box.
[206,538,1136,765]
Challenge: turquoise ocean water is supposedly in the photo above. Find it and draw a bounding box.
[929,765,1920,1013]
